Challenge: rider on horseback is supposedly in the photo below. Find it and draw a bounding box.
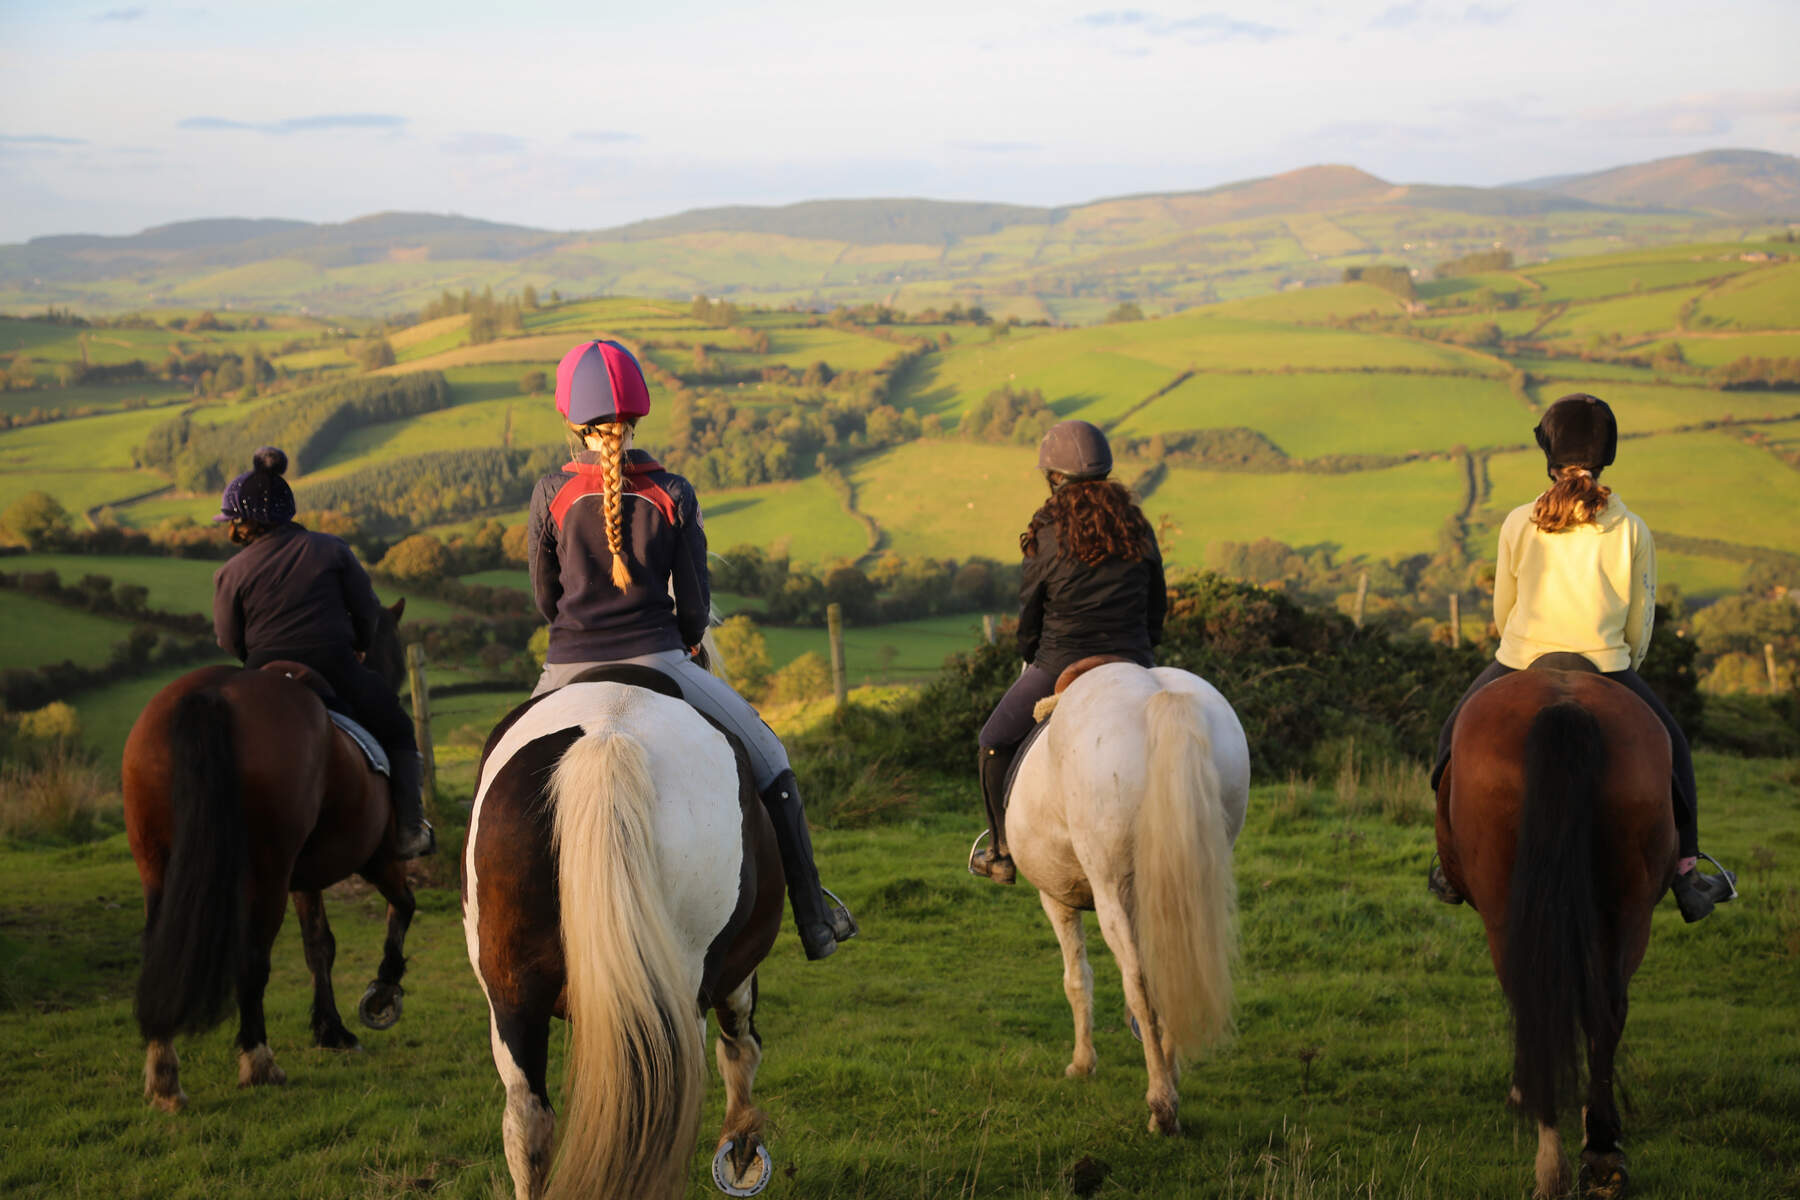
[212,447,435,859]
[526,338,857,961]
[1428,394,1736,922]
[970,419,1166,885]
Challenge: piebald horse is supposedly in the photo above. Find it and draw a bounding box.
[123,601,416,1111]
[1006,660,1248,1134]
[464,666,785,1200]
[1436,658,1676,1199]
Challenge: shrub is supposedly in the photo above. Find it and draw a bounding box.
[768,651,832,705]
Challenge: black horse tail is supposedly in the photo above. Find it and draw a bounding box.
[1503,700,1620,1127]
[136,690,248,1042]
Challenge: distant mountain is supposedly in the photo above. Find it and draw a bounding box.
[1510,149,1800,215]
[26,217,313,254]
[599,198,1056,245]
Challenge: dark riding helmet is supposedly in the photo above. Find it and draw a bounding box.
[1534,394,1617,476]
[230,446,297,525]
[1037,419,1113,480]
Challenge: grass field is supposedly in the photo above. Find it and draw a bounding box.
[703,475,872,565]
[1114,372,1526,457]
[757,613,992,686]
[1533,381,1800,431]
[1688,261,1800,331]
[1,751,1792,1199]
[0,590,131,669]
[0,381,186,418]
[1642,331,1800,369]
[1534,287,1704,339]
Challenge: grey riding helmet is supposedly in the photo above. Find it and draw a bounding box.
[1037,419,1113,480]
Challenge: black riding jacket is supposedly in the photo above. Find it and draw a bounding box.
[1017,519,1166,678]
[212,523,382,662]
[528,449,709,664]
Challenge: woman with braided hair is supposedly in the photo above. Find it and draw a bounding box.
[969,419,1166,885]
[1428,393,1737,922]
[526,339,857,961]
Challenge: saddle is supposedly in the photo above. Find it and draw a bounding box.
[258,661,389,777]
[1526,652,1601,675]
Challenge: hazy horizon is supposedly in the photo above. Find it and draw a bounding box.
[3,0,1798,243]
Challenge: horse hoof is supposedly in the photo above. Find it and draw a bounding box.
[711,1138,772,1196]
[1147,1104,1180,1136]
[1579,1151,1628,1198]
[359,982,402,1030]
[149,1090,187,1114]
[1065,1059,1096,1078]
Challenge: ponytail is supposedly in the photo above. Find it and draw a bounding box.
[1531,466,1611,533]
[567,419,635,590]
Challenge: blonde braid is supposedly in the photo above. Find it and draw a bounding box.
[596,421,633,589]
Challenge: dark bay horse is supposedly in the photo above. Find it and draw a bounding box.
[463,668,785,1200]
[1436,658,1676,1199]
[123,601,417,1111]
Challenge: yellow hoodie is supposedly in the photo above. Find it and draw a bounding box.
[1493,492,1655,673]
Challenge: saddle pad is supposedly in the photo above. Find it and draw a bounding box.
[329,710,390,777]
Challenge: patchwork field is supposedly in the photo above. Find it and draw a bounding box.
[0,590,131,669]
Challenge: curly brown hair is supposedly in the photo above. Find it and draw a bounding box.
[1021,477,1156,565]
[1531,465,1612,533]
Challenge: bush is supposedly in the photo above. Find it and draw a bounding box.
[713,615,772,699]
[768,651,832,705]
[1,492,71,548]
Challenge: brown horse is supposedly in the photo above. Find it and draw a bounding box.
[1436,655,1677,1199]
[463,667,785,1200]
[123,601,417,1111]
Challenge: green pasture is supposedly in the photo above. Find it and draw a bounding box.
[1535,287,1703,339]
[0,381,186,418]
[0,403,173,472]
[1642,331,1800,369]
[702,475,871,566]
[1503,355,1667,384]
[1654,551,1752,602]
[1525,262,1747,305]
[1482,431,1800,557]
[1408,308,1544,340]
[1199,282,1403,324]
[2,752,1794,1198]
[754,613,992,686]
[0,469,171,522]
[1114,372,1525,458]
[1689,261,1800,331]
[1144,458,1467,564]
[849,441,1045,562]
[167,259,327,299]
[0,590,131,669]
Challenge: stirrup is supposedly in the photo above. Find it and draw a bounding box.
[1427,857,1463,905]
[394,820,436,860]
[967,831,1015,884]
[822,886,859,942]
[1694,852,1739,902]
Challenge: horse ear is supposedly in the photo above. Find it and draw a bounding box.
[390,597,405,623]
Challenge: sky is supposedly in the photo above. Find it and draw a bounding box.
[2,0,1797,243]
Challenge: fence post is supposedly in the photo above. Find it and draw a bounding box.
[1352,570,1368,630]
[405,642,438,822]
[1448,593,1461,648]
[1766,642,1782,693]
[982,613,996,645]
[826,603,847,709]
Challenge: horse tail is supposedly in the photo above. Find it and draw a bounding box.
[1504,701,1618,1127]
[544,728,704,1200]
[1134,686,1237,1061]
[135,689,247,1042]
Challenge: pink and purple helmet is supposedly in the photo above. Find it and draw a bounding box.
[555,339,651,426]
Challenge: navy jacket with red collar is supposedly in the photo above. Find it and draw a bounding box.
[528,449,710,664]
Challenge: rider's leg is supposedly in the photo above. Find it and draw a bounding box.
[1429,660,1515,902]
[1606,668,1732,922]
[972,666,1057,882]
[337,659,433,859]
[630,649,856,959]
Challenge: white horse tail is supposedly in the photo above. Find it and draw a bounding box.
[1134,686,1237,1061]
[545,729,705,1200]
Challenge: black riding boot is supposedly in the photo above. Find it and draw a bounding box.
[1670,855,1738,923]
[970,745,1017,885]
[760,770,857,961]
[387,750,436,859]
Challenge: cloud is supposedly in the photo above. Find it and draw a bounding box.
[442,132,528,155]
[178,113,406,134]
[1076,10,1286,42]
[950,140,1043,154]
[571,130,640,144]
[1368,3,1422,30]
[1462,4,1513,25]
[0,134,87,145]
[1585,88,1800,140]
[97,6,147,20]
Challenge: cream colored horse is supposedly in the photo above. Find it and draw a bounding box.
[1007,662,1249,1134]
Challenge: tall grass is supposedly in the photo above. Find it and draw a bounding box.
[0,742,117,843]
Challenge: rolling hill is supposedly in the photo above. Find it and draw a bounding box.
[3,152,1793,319]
